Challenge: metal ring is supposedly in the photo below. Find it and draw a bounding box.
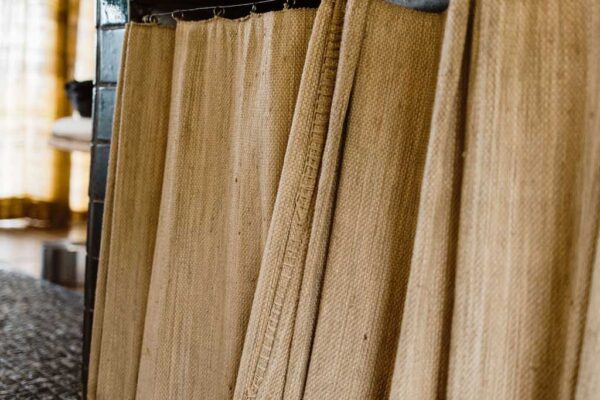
[171,10,184,20]
[213,6,224,17]
[142,14,158,23]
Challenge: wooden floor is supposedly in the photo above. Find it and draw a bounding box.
[0,220,86,283]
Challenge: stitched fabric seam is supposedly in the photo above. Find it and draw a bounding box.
[243,6,344,399]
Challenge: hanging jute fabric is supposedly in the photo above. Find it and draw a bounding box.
[90,9,316,400]
[238,0,600,398]
[89,0,600,399]
[135,9,317,400]
[442,1,598,399]
[233,0,347,397]
[574,4,600,400]
[235,1,447,398]
[88,24,175,400]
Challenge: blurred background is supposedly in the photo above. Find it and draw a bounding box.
[0,0,95,289]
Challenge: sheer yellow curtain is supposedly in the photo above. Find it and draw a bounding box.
[0,0,79,226]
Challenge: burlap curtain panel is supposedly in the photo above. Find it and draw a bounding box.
[89,0,600,399]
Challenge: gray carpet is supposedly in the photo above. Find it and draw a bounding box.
[0,268,82,399]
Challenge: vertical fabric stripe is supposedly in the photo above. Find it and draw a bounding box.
[90,24,175,400]
[89,1,600,399]
[135,10,316,399]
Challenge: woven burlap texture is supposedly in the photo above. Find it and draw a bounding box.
[89,24,175,400]
[134,9,316,400]
[90,0,599,399]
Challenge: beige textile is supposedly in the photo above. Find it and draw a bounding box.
[574,1,600,399]
[90,0,600,399]
[302,2,444,398]
[135,10,316,400]
[576,235,600,400]
[89,24,175,399]
[444,1,599,399]
[389,0,472,398]
[239,0,600,398]
[88,25,128,399]
[233,1,346,398]
[236,1,446,398]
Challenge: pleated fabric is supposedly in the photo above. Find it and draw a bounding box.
[389,0,472,398]
[89,24,175,400]
[238,0,600,398]
[236,1,447,398]
[233,1,346,398]
[444,1,599,399]
[302,2,444,398]
[89,0,600,399]
[135,10,316,400]
[575,3,600,399]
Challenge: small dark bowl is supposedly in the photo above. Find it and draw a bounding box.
[65,80,93,118]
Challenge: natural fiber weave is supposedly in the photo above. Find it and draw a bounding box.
[389,0,472,398]
[574,3,600,399]
[446,1,598,398]
[135,10,316,400]
[300,2,444,398]
[233,1,346,398]
[89,24,175,400]
[89,0,600,399]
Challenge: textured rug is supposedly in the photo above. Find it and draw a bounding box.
[0,268,82,399]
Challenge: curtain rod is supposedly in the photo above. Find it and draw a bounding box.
[141,0,449,22]
[142,0,293,22]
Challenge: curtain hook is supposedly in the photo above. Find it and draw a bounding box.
[142,14,158,23]
[251,3,257,13]
[171,10,183,20]
[213,6,224,17]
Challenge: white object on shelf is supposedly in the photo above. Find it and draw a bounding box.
[49,116,92,152]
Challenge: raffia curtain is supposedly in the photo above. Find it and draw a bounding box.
[89,0,600,399]
[0,0,80,225]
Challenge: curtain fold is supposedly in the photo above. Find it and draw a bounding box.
[89,9,317,400]
[234,1,346,398]
[389,0,472,398]
[299,2,444,398]
[89,0,600,398]
[445,1,598,398]
[89,24,175,399]
[137,11,315,398]
[574,3,600,399]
